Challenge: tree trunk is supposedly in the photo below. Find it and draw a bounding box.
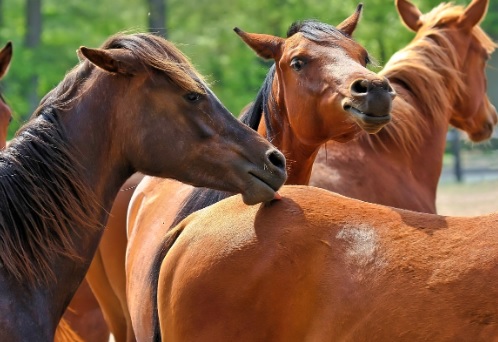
[25,0,42,117]
[147,0,167,38]
[0,0,3,28]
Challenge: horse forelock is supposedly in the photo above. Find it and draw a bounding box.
[287,19,345,42]
[101,33,205,94]
[364,4,495,155]
[0,107,101,284]
[421,3,496,54]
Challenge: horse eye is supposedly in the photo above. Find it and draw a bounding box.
[290,58,305,71]
[185,92,202,103]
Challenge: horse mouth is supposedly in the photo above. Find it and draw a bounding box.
[243,171,284,205]
[345,105,391,134]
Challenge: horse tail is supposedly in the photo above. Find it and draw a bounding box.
[54,317,83,342]
[150,222,186,342]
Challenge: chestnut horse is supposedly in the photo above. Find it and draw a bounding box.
[0,32,286,341]
[157,185,498,341]
[310,0,497,213]
[155,1,498,340]
[0,42,13,148]
[120,7,395,341]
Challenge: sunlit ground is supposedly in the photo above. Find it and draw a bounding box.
[437,179,498,216]
[437,148,498,216]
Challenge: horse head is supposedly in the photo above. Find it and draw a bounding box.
[396,0,497,142]
[234,5,396,147]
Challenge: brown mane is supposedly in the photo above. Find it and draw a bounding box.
[359,3,497,153]
[0,32,206,284]
[0,109,101,284]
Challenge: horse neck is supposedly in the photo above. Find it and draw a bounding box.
[42,81,132,325]
[258,73,320,185]
[62,84,130,207]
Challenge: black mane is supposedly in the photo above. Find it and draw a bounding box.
[287,19,347,42]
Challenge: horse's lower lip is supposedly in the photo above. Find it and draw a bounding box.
[346,107,391,133]
[241,172,280,205]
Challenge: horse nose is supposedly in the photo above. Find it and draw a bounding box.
[350,77,396,117]
[265,148,287,176]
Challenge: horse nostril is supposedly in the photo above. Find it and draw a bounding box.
[266,149,286,171]
[351,79,370,95]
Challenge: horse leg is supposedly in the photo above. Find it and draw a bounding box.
[86,173,143,342]
[86,248,130,342]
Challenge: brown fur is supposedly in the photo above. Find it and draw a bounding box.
[157,185,498,341]
[0,109,101,284]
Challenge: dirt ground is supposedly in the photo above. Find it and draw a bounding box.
[436,179,498,216]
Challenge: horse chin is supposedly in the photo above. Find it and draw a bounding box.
[346,106,391,134]
[241,175,281,205]
[468,128,493,143]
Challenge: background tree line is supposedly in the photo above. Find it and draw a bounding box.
[0,0,496,138]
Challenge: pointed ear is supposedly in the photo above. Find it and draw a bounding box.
[0,42,13,80]
[234,28,284,61]
[337,4,363,36]
[396,0,423,32]
[78,46,137,76]
[457,0,488,31]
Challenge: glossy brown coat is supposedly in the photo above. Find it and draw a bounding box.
[158,185,498,341]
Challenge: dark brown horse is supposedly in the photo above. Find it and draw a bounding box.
[311,0,497,213]
[121,8,395,341]
[0,32,286,340]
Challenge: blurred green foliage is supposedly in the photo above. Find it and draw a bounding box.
[0,0,496,138]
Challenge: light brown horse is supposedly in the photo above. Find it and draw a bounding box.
[311,0,497,213]
[0,32,286,341]
[121,8,396,341]
[0,42,13,148]
[154,1,498,339]
[157,184,498,341]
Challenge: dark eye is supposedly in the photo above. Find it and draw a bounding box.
[185,92,202,103]
[290,57,305,71]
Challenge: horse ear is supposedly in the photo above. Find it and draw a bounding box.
[457,0,488,31]
[78,46,137,76]
[234,28,284,61]
[337,4,363,36]
[396,0,423,32]
[0,42,13,80]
